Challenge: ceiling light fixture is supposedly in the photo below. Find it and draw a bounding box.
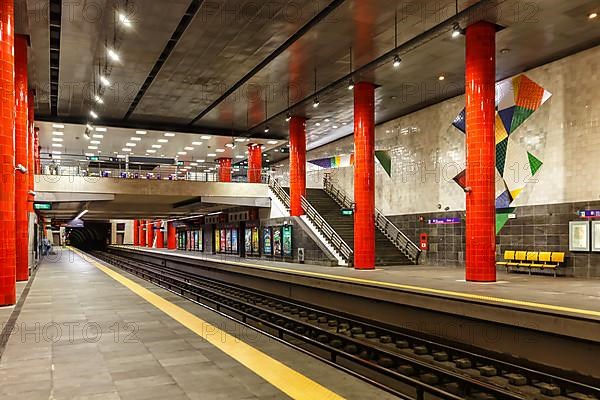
[452,22,463,38]
[152,144,162,149]
[392,11,402,69]
[200,135,211,140]
[118,12,132,27]
[87,145,98,150]
[52,137,63,142]
[264,126,270,133]
[147,150,156,154]
[184,147,194,151]
[192,141,203,146]
[216,149,225,153]
[95,127,107,132]
[312,67,320,108]
[158,139,168,143]
[90,140,101,145]
[107,48,120,62]
[93,134,104,139]
[177,151,187,155]
[347,46,355,89]
[393,55,401,68]
[207,153,216,157]
[348,78,355,90]
[89,111,98,119]
[589,12,598,19]
[438,75,446,81]
[100,76,110,87]
[164,132,175,137]
[130,137,141,141]
[52,131,64,136]
[122,148,132,152]
[125,143,136,147]
[285,112,291,122]
[313,98,320,108]
[52,124,64,129]
[94,95,104,104]
[136,130,147,135]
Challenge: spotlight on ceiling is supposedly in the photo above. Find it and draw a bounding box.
[589,12,598,19]
[313,98,320,108]
[347,78,355,90]
[100,76,111,86]
[264,126,270,133]
[118,12,132,27]
[89,110,98,119]
[452,22,463,38]
[285,113,291,122]
[107,49,120,62]
[94,95,104,104]
[393,54,401,68]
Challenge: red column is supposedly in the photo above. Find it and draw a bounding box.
[15,35,28,282]
[27,92,34,212]
[353,82,376,270]
[139,220,146,246]
[217,158,232,182]
[289,117,306,216]
[465,21,496,282]
[133,220,139,245]
[155,221,164,248]
[167,221,177,249]
[0,0,16,305]
[147,220,153,247]
[247,144,262,183]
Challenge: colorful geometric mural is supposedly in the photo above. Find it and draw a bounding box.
[451,74,552,232]
[375,150,392,177]
[308,154,354,169]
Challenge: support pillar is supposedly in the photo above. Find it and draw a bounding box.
[27,92,34,212]
[167,221,177,250]
[217,158,232,182]
[15,34,28,282]
[289,117,306,216]
[147,220,153,247]
[133,220,139,246]
[353,82,376,270]
[155,221,164,248]
[0,0,16,305]
[247,144,262,183]
[139,220,146,247]
[465,21,496,282]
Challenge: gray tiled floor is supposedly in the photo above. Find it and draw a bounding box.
[0,250,397,400]
[124,246,600,317]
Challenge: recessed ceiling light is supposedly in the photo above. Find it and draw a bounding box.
[196,159,205,163]
[316,122,321,126]
[85,153,94,157]
[93,134,104,139]
[52,131,64,136]
[207,153,216,157]
[235,155,244,159]
[393,54,401,68]
[52,151,62,155]
[342,122,348,125]
[225,143,235,148]
[146,150,156,154]
[184,147,194,151]
[313,98,319,108]
[126,143,136,147]
[130,137,141,141]
[117,154,126,159]
[200,135,212,140]
[333,125,338,129]
[118,12,132,27]
[107,48,120,62]
[87,146,98,150]
[589,12,598,19]
[100,76,110,86]
[51,143,63,148]
[177,151,187,155]
[500,48,511,54]
[122,148,132,152]
[234,138,246,142]
[90,111,98,118]
[192,142,203,146]
[190,163,198,166]
[216,149,225,153]
[152,144,162,149]
[325,118,330,122]
[158,139,168,143]
[164,132,175,137]
[52,124,64,129]
[136,130,147,135]
[95,127,107,132]
[90,140,101,145]
[267,140,278,145]
[52,137,63,142]
[94,95,104,104]
[438,75,445,81]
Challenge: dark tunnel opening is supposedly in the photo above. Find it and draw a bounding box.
[66,222,111,251]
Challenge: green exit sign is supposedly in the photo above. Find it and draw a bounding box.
[34,203,52,210]
[340,208,353,216]
[87,156,100,161]
[177,161,185,166]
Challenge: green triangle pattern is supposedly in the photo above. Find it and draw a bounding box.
[527,151,543,176]
[510,106,534,133]
[496,138,508,177]
[496,213,511,234]
[375,150,392,177]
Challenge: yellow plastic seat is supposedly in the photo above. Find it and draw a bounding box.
[496,250,515,266]
[507,251,526,266]
[521,251,538,268]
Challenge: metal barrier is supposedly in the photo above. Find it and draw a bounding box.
[266,175,290,207]
[323,173,421,264]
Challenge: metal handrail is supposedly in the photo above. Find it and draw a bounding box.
[301,196,353,263]
[266,176,290,208]
[323,174,421,263]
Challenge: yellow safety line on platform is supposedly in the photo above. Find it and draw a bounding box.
[70,247,345,400]
[119,246,600,319]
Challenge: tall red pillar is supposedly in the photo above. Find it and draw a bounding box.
[15,35,29,282]
[353,82,376,270]
[167,221,177,249]
[27,92,34,212]
[217,158,232,182]
[139,220,146,246]
[133,220,139,246]
[0,0,16,305]
[147,220,153,247]
[155,221,164,248]
[465,21,496,282]
[247,144,262,183]
[289,117,306,216]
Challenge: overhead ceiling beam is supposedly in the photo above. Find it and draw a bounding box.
[123,0,205,120]
[187,0,347,126]
[48,0,62,116]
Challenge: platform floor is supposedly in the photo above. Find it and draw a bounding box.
[0,249,396,400]
[121,246,600,321]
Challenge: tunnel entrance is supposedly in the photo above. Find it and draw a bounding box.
[66,222,111,251]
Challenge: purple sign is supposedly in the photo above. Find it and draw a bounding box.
[579,210,600,218]
[428,217,461,225]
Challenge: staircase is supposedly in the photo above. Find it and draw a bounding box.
[305,189,416,266]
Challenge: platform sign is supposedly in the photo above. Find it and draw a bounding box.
[428,217,461,225]
[579,210,600,218]
[86,156,100,161]
[282,225,293,257]
[340,208,353,216]
[34,203,52,211]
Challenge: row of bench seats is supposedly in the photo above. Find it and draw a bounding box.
[496,251,565,277]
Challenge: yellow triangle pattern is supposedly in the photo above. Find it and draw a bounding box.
[513,76,522,102]
[495,114,508,144]
[510,188,523,200]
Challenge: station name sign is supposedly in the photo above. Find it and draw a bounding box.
[579,210,600,218]
[428,217,461,225]
[34,203,52,210]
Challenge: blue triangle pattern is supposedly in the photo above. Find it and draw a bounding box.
[495,190,512,209]
[498,106,515,135]
[452,109,466,134]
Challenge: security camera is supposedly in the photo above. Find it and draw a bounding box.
[15,164,27,174]
[28,190,37,197]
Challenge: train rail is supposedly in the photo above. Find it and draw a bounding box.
[90,250,599,400]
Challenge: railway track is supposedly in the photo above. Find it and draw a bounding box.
[91,250,599,400]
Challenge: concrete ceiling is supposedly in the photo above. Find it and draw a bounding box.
[18,0,600,151]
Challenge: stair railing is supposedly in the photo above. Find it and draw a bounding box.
[268,175,353,264]
[323,173,421,264]
[301,195,353,264]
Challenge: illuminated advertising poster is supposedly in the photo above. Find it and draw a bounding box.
[187,231,191,251]
[198,228,203,252]
[215,229,221,252]
[282,225,293,257]
[225,229,231,252]
[220,229,227,252]
[272,227,282,257]
[245,228,252,254]
[231,229,238,253]
[252,227,260,254]
[263,227,272,255]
